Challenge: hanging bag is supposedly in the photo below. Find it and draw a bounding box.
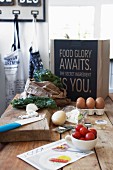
[29,16,43,79]
[4,15,25,106]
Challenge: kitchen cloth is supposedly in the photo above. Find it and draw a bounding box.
[4,15,25,106]
[29,16,43,79]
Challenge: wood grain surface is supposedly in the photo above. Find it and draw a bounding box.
[0,96,113,170]
[0,106,54,142]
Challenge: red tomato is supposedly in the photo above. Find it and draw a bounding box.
[80,127,88,136]
[85,132,95,140]
[72,131,81,139]
[89,129,97,137]
[75,124,83,131]
[79,137,85,140]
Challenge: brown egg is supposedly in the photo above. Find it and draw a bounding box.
[95,97,105,109]
[86,97,95,109]
[76,97,86,109]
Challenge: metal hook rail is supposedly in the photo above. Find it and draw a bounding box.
[31,10,39,19]
[12,10,20,19]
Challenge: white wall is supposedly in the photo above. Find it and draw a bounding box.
[0,1,49,116]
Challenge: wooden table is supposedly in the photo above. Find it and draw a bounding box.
[0,96,113,170]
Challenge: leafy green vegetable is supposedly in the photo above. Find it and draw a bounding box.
[11,96,57,109]
[78,114,83,121]
[33,69,63,89]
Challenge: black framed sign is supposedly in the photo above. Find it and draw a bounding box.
[0,0,45,22]
[50,39,110,101]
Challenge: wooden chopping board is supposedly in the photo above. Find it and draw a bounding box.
[0,104,53,142]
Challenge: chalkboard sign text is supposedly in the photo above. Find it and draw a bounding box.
[53,40,98,101]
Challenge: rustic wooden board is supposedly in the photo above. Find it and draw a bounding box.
[0,106,53,142]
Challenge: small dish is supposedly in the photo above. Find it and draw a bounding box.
[65,134,97,151]
[95,120,107,129]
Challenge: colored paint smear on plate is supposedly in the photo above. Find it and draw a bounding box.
[49,155,71,163]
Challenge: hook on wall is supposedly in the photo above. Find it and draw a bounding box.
[31,10,39,19]
[12,10,20,19]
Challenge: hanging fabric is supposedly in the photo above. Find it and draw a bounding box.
[29,16,43,79]
[4,15,25,106]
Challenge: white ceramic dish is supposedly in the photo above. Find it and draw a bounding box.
[95,120,107,129]
[65,134,97,151]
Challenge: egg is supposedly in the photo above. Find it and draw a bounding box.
[95,97,105,109]
[86,97,95,109]
[51,110,66,125]
[76,97,86,109]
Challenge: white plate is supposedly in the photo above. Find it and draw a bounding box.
[27,151,70,170]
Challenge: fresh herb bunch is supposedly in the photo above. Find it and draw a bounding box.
[33,69,63,89]
[11,96,57,109]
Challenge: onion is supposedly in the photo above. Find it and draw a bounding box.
[51,110,66,125]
